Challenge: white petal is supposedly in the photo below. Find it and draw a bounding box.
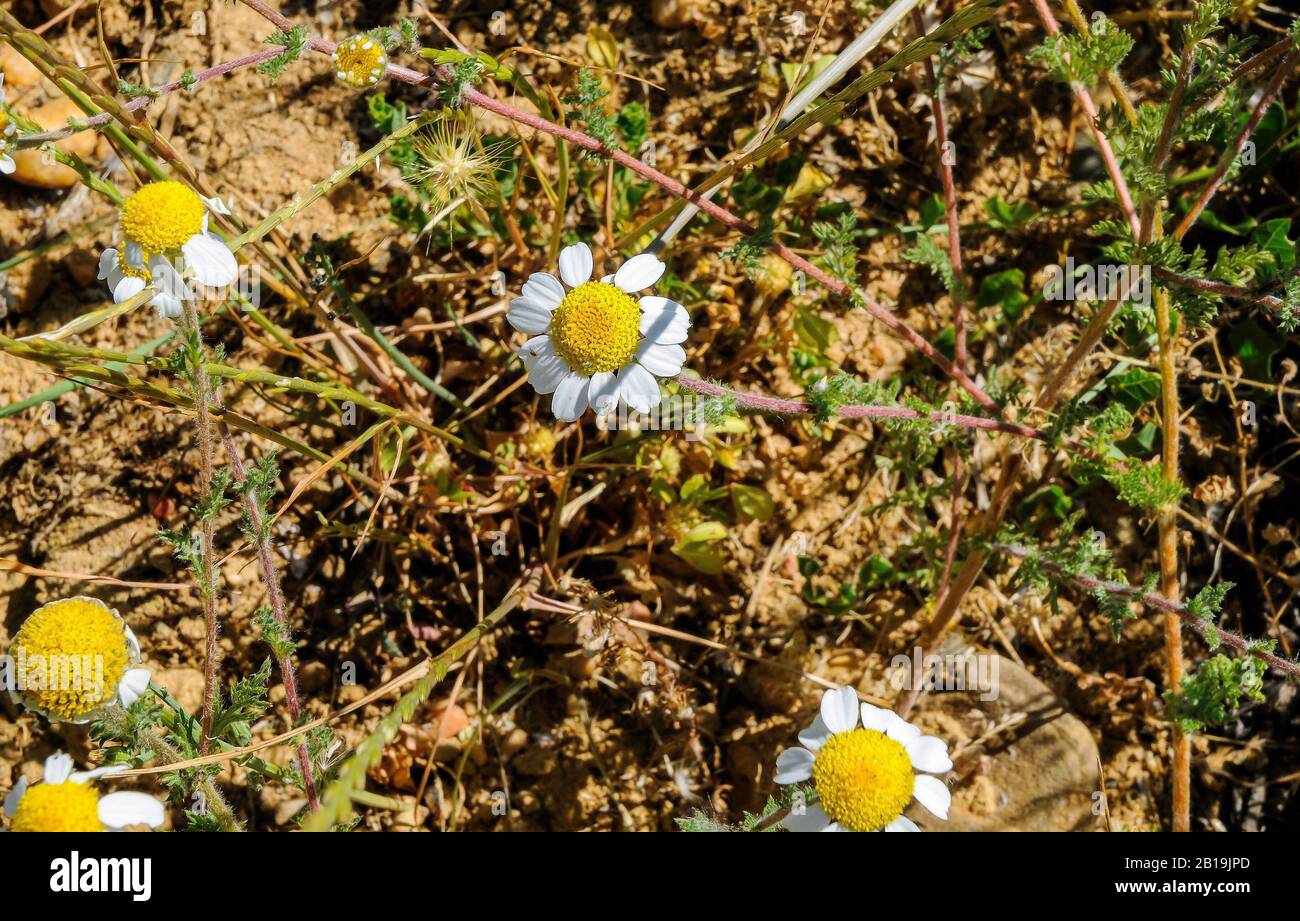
[886,713,923,747]
[774,747,815,784]
[860,703,893,732]
[124,624,141,660]
[0,156,13,175]
[616,362,661,414]
[151,291,184,320]
[182,233,238,287]
[124,241,145,270]
[110,274,147,304]
[614,253,666,292]
[551,373,590,422]
[819,687,860,735]
[913,774,951,820]
[823,822,848,832]
[44,753,75,785]
[71,764,128,783]
[98,249,120,280]
[885,815,921,832]
[588,371,620,416]
[557,242,593,287]
[639,296,690,344]
[518,335,553,370]
[906,735,953,774]
[521,272,565,308]
[783,803,833,833]
[98,791,165,830]
[599,273,615,284]
[528,354,570,395]
[202,195,232,215]
[634,341,686,377]
[797,715,832,752]
[4,777,28,817]
[117,668,151,708]
[507,296,554,334]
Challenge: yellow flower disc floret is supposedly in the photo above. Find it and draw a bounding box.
[10,782,103,832]
[811,728,915,832]
[119,181,204,256]
[334,35,388,89]
[11,598,130,720]
[549,281,641,377]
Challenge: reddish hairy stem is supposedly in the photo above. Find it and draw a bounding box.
[996,543,1300,679]
[217,421,319,811]
[16,47,288,146]
[1029,0,1141,240]
[1173,49,1300,241]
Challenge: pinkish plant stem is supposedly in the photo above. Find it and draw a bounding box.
[217,419,319,811]
[16,47,288,146]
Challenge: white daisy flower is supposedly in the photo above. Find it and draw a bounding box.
[97,248,190,319]
[3,753,165,832]
[109,181,237,311]
[0,73,16,176]
[509,242,691,421]
[6,596,152,724]
[775,686,953,832]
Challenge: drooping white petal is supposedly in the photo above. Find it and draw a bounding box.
[202,195,232,216]
[616,362,661,414]
[98,791,165,830]
[588,371,620,416]
[783,803,834,833]
[860,703,893,733]
[885,713,923,747]
[819,686,861,735]
[4,777,28,817]
[557,242,593,288]
[906,735,953,774]
[551,372,590,422]
[124,240,146,270]
[912,774,951,820]
[521,272,565,309]
[634,341,686,377]
[70,764,128,783]
[44,753,75,785]
[638,296,690,344]
[151,290,184,320]
[613,253,665,292]
[508,296,554,334]
[98,249,120,281]
[117,668,152,709]
[774,747,815,784]
[124,624,141,660]
[0,156,13,175]
[885,815,921,832]
[181,232,238,287]
[109,273,147,304]
[797,714,833,752]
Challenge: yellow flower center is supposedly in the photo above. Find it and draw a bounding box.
[120,181,204,255]
[11,598,131,720]
[811,728,914,832]
[334,35,388,89]
[549,281,641,377]
[10,782,104,832]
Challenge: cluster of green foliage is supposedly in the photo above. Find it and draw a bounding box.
[258,24,310,82]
